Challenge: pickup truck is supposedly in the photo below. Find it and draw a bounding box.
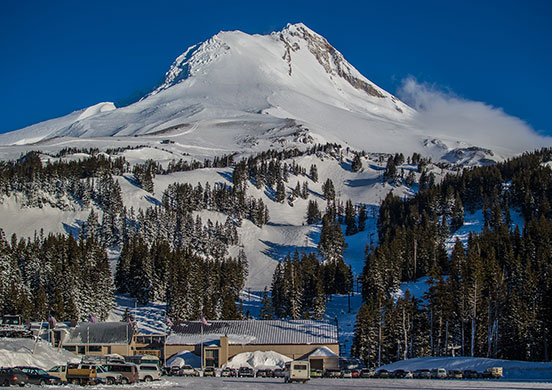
[66,364,100,385]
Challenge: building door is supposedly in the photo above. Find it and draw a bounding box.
[205,349,219,368]
[310,358,323,370]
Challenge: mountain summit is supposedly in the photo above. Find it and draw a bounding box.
[0,23,512,163]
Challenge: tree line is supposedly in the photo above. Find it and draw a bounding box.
[353,148,552,364]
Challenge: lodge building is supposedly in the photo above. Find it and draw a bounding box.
[55,319,340,370]
[165,319,339,369]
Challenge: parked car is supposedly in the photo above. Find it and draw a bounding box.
[102,363,139,384]
[203,367,216,377]
[482,367,503,379]
[392,369,413,378]
[255,368,273,377]
[324,369,341,378]
[413,369,431,379]
[14,366,62,385]
[351,369,360,378]
[341,369,353,378]
[360,368,375,378]
[462,369,480,379]
[179,365,199,377]
[238,367,254,377]
[273,368,285,378]
[430,368,447,379]
[310,369,323,378]
[447,370,463,379]
[79,363,123,385]
[0,368,28,386]
[168,365,181,376]
[220,368,237,377]
[375,369,390,378]
[137,364,162,382]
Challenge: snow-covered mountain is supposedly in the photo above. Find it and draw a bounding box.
[0,23,509,163]
[0,23,538,291]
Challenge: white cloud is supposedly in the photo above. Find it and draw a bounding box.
[397,77,552,154]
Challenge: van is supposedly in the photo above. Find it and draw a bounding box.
[431,368,447,379]
[103,363,139,384]
[138,364,162,382]
[284,361,310,383]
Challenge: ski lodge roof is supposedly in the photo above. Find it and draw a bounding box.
[63,322,134,346]
[167,320,338,346]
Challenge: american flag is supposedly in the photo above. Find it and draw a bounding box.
[165,315,174,328]
[200,314,211,326]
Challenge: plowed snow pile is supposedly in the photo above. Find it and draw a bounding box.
[225,351,291,369]
[0,338,78,369]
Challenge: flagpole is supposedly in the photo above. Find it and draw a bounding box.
[201,322,203,370]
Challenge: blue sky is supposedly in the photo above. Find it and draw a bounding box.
[0,0,550,136]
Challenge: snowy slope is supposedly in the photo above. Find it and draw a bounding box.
[0,23,516,164]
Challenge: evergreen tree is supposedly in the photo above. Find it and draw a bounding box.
[260,287,275,320]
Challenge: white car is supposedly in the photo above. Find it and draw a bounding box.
[138,364,162,382]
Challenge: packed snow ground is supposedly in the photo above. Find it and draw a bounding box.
[19,377,552,389]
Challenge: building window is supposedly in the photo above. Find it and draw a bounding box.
[78,346,85,355]
[63,346,76,352]
[88,345,102,352]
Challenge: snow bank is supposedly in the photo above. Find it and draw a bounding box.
[309,346,338,357]
[381,356,552,380]
[224,351,291,369]
[166,350,202,368]
[0,338,79,369]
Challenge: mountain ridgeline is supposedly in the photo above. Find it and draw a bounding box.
[353,148,552,364]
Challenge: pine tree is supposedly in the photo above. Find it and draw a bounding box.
[309,164,318,183]
[260,287,275,320]
[322,179,335,201]
[351,154,362,172]
[275,180,286,203]
[306,200,321,224]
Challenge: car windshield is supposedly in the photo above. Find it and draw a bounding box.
[97,366,106,373]
[37,369,48,375]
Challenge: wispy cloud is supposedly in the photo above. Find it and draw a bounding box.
[398,77,551,154]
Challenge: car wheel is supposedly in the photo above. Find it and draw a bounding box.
[106,377,114,385]
[39,380,46,386]
[144,376,152,382]
[121,377,129,384]
[3,380,10,387]
[71,379,79,385]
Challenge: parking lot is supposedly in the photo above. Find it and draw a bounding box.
[21,376,552,389]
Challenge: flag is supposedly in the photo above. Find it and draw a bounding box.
[88,314,97,323]
[200,314,211,326]
[165,315,174,328]
[48,314,57,329]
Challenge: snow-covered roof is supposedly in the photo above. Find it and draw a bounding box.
[63,322,133,346]
[308,346,338,358]
[167,320,337,346]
